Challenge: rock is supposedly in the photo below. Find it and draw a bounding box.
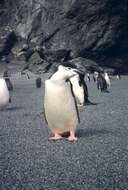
[27,51,43,66]
[0,30,17,60]
[42,49,72,63]
[25,51,52,74]
[0,0,128,72]
[64,57,102,73]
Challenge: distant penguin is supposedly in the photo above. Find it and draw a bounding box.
[116,75,121,80]
[44,65,79,141]
[86,73,90,82]
[0,78,10,111]
[97,73,108,92]
[70,73,85,106]
[36,77,42,88]
[93,75,96,82]
[69,71,94,106]
[104,72,111,87]
[26,73,30,79]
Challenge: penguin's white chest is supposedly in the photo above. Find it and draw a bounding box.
[44,80,78,133]
[105,75,111,86]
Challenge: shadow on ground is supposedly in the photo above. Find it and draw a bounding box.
[7,106,24,111]
[62,128,112,138]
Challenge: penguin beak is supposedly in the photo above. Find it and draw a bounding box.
[69,70,78,78]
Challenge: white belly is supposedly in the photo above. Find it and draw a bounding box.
[44,80,78,133]
[105,76,111,86]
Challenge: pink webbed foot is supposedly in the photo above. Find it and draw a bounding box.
[68,131,78,141]
[49,133,62,140]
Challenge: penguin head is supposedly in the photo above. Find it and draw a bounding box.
[51,65,78,81]
[60,65,79,79]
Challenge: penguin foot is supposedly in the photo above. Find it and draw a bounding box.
[68,131,78,141]
[50,133,62,140]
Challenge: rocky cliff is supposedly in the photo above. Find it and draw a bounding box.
[0,0,128,73]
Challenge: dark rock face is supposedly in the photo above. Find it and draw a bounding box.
[0,0,128,72]
[0,31,17,59]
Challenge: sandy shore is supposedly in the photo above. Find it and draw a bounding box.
[0,74,128,190]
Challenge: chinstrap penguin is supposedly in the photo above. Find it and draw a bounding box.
[44,65,79,141]
[104,72,111,87]
[69,70,95,106]
[97,73,108,92]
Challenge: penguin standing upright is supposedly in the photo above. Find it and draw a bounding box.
[86,73,90,82]
[69,71,93,106]
[93,75,96,82]
[104,72,111,87]
[0,78,10,111]
[69,73,85,106]
[116,75,121,80]
[44,65,79,141]
[36,77,42,88]
[97,73,108,92]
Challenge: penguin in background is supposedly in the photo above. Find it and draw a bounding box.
[116,74,121,80]
[44,65,79,141]
[36,77,42,88]
[0,78,10,111]
[69,73,85,106]
[104,72,111,87]
[97,73,108,92]
[26,73,30,79]
[86,73,91,82]
[93,75,96,82]
[51,65,95,106]
[69,70,95,106]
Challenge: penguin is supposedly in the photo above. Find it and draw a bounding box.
[0,78,10,111]
[116,75,121,80]
[69,73,85,106]
[69,71,95,106]
[86,73,90,82]
[26,73,30,79]
[36,77,42,88]
[93,75,96,82]
[97,73,108,92]
[94,72,98,82]
[104,72,111,87]
[44,65,79,141]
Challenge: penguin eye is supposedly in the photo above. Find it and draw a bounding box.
[66,67,72,70]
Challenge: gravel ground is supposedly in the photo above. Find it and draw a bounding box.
[0,73,128,190]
